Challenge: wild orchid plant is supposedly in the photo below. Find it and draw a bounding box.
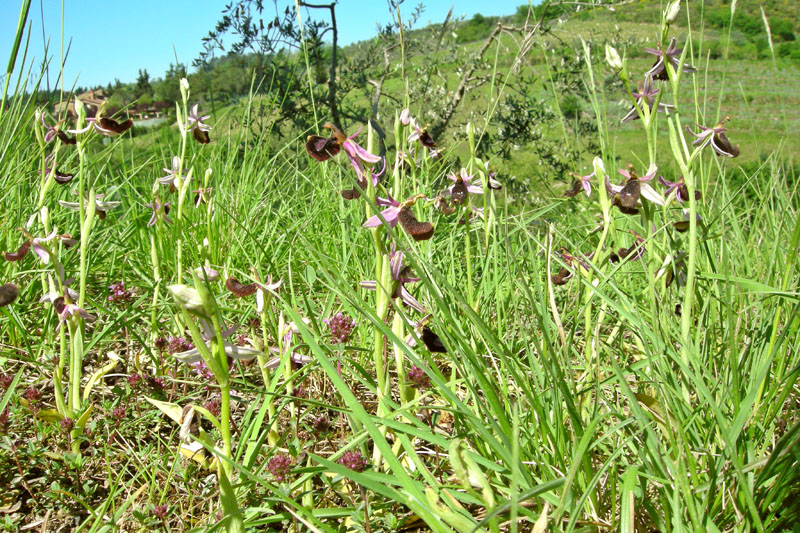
[303,105,506,472]
[561,0,739,384]
[1,98,136,452]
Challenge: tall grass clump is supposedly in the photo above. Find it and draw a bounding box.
[1,0,799,531]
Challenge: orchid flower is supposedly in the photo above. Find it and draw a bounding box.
[360,246,426,313]
[673,209,703,233]
[551,249,593,286]
[341,158,385,200]
[407,118,436,149]
[3,229,71,264]
[658,175,701,204]
[172,319,260,364]
[645,38,696,81]
[621,76,675,123]
[145,199,171,227]
[186,104,211,144]
[564,168,595,198]
[362,193,434,241]
[687,118,739,158]
[186,104,211,132]
[69,116,133,137]
[224,275,282,313]
[484,161,503,190]
[606,163,665,214]
[40,271,78,304]
[614,233,645,262]
[158,156,190,190]
[193,186,214,207]
[305,122,381,182]
[40,113,75,145]
[263,318,314,370]
[403,314,447,353]
[43,154,75,185]
[57,301,94,330]
[447,168,483,205]
[59,194,121,220]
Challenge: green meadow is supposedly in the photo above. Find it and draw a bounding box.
[1,1,799,531]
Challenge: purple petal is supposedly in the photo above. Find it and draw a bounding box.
[399,287,426,313]
[363,206,400,228]
[359,280,377,290]
[343,139,381,164]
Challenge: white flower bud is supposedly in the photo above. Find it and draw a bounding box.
[194,266,219,282]
[605,44,623,71]
[665,1,681,24]
[168,284,206,315]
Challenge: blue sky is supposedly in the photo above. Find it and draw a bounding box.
[1,0,527,90]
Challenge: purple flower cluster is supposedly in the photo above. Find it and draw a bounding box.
[192,361,214,381]
[267,454,294,482]
[407,366,430,390]
[312,414,332,436]
[324,312,356,344]
[107,281,133,304]
[128,373,165,392]
[338,450,369,473]
[203,396,221,418]
[167,336,194,355]
[24,387,42,404]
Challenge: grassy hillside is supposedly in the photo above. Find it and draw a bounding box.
[2,1,799,531]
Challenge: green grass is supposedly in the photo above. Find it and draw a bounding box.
[1,1,800,532]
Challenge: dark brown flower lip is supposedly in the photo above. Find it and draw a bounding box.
[563,180,583,198]
[193,127,210,144]
[673,220,690,232]
[551,266,572,285]
[53,169,75,184]
[55,130,76,145]
[612,178,641,214]
[398,206,434,241]
[434,195,456,215]
[4,240,31,261]
[225,276,259,297]
[53,296,66,314]
[340,188,361,200]
[714,130,739,158]
[421,326,447,353]
[451,179,468,205]
[305,135,341,161]
[98,117,133,135]
[0,283,19,307]
[419,130,436,148]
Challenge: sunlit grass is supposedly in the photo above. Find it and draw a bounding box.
[1,1,799,532]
